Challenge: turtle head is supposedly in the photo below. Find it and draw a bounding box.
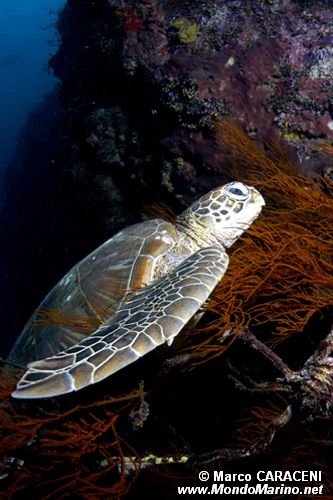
[177,182,265,248]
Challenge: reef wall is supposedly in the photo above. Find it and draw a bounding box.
[49,0,333,229]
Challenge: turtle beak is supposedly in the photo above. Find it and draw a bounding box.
[252,189,265,207]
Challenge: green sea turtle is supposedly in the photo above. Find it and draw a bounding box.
[10,182,265,399]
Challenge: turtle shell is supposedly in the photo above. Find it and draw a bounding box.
[9,219,179,365]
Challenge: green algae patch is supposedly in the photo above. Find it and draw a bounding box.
[172,18,199,44]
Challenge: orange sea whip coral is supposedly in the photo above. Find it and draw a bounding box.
[33,307,102,334]
[0,364,143,498]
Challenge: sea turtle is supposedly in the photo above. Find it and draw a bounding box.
[10,182,265,399]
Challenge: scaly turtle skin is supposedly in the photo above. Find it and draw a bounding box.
[10,182,265,399]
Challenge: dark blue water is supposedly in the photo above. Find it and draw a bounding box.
[0,0,66,356]
[0,0,64,205]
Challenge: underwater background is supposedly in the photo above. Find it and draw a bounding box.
[0,1,332,498]
[0,0,67,357]
[0,0,64,204]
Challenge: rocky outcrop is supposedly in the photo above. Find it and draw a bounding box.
[50,0,333,229]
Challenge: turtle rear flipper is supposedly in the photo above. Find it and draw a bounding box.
[12,247,228,399]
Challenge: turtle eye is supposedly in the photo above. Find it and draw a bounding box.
[228,187,244,196]
[225,183,248,199]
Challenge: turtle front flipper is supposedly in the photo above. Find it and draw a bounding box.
[12,247,229,399]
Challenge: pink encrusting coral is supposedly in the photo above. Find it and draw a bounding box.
[115,0,333,164]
